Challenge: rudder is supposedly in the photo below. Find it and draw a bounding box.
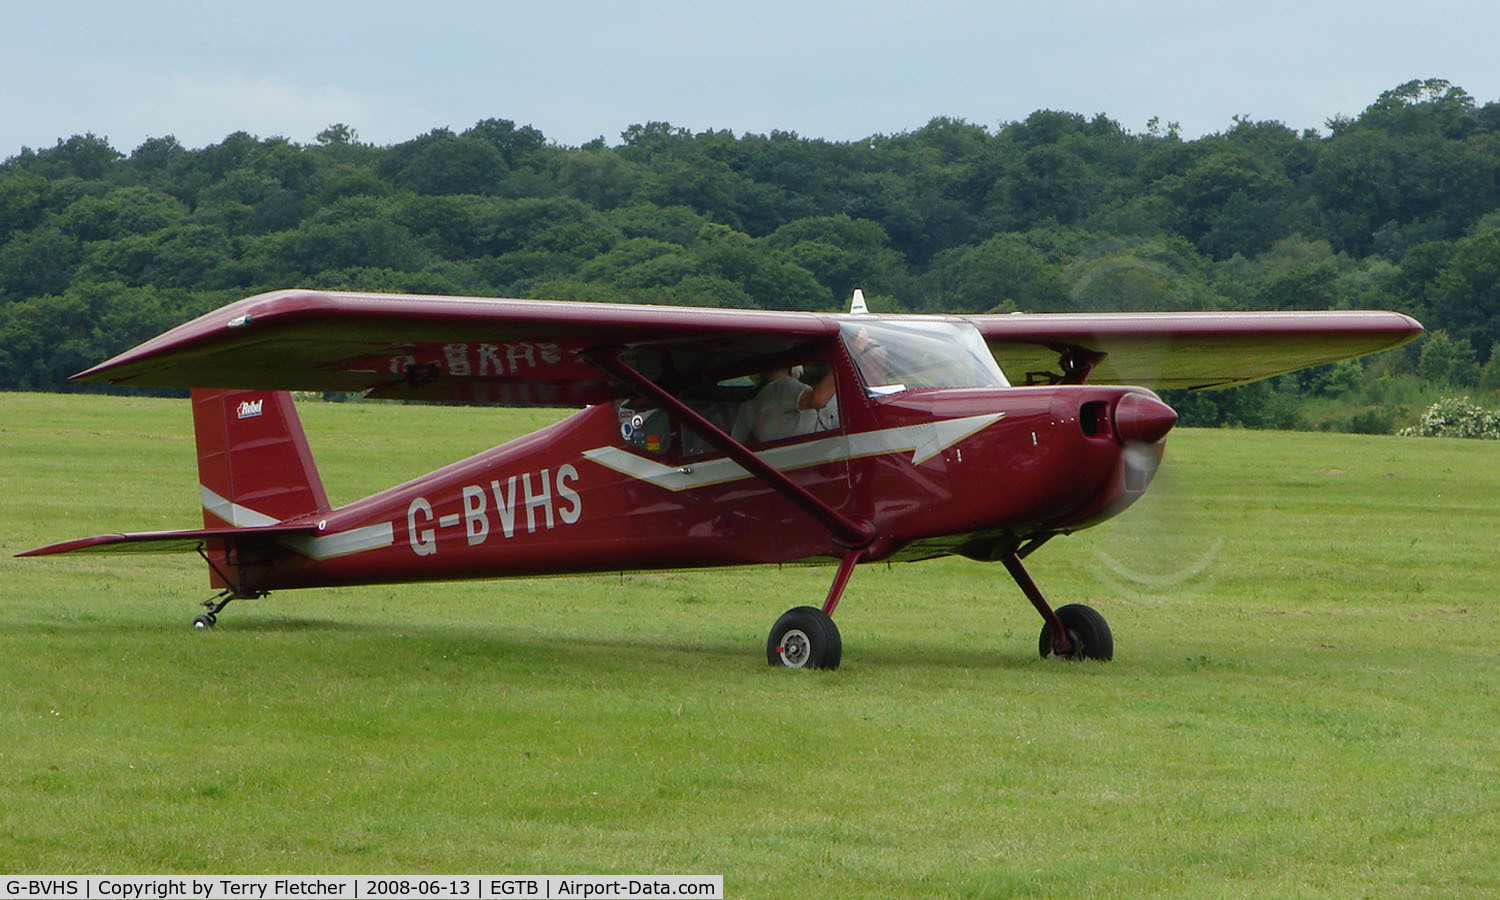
[192,389,331,528]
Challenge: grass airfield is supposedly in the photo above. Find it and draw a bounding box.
[2,391,1498,898]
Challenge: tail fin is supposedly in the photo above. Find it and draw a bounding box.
[192,389,331,528]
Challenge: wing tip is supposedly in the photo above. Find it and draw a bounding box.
[16,534,134,557]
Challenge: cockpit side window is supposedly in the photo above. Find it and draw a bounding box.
[839,319,1010,394]
[726,362,839,447]
[613,357,841,457]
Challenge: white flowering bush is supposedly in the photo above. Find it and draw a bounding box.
[1399,397,1500,439]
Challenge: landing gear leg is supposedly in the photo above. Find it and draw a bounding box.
[998,549,1112,661]
[193,590,235,630]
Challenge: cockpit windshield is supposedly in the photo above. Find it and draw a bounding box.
[839,319,1010,395]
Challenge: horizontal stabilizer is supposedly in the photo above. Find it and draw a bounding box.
[17,524,318,557]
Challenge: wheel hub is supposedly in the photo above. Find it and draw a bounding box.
[777,629,812,667]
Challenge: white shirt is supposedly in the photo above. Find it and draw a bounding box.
[734,375,817,443]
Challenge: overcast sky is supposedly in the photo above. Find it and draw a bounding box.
[3,0,1498,158]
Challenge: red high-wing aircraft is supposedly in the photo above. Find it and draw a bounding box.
[20,289,1421,668]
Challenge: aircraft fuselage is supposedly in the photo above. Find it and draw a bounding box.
[238,382,1173,593]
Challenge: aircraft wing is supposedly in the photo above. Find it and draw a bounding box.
[72,290,839,404]
[75,291,1423,401]
[964,310,1423,390]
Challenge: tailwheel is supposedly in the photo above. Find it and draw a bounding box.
[193,590,235,630]
[767,606,842,670]
[1038,603,1113,661]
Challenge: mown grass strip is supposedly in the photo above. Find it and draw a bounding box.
[2,392,1497,898]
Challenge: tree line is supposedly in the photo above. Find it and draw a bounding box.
[3,78,1499,429]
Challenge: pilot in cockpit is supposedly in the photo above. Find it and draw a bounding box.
[731,365,837,443]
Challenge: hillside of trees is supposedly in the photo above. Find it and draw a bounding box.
[4,78,1500,429]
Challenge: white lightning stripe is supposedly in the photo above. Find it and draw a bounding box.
[200,485,280,527]
[200,484,394,560]
[582,413,1003,492]
[283,523,395,560]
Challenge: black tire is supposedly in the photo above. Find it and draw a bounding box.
[1038,603,1112,661]
[193,613,216,629]
[766,606,842,670]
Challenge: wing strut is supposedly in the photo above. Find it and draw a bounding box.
[585,347,876,549]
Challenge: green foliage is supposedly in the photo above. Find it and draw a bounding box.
[1163,380,1304,430]
[927,233,1068,312]
[0,225,78,298]
[1416,329,1480,385]
[0,282,217,388]
[1316,358,1366,395]
[5,82,1500,429]
[1424,225,1500,358]
[1063,234,1220,311]
[57,186,188,242]
[376,128,509,196]
[0,171,51,240]
[1480,342,1500,395]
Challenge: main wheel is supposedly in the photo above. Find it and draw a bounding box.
[766,606,842,670]
[1038,603,1112,661]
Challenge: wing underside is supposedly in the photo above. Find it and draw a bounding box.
[966,310,1423,390]
[73,290,841,404]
